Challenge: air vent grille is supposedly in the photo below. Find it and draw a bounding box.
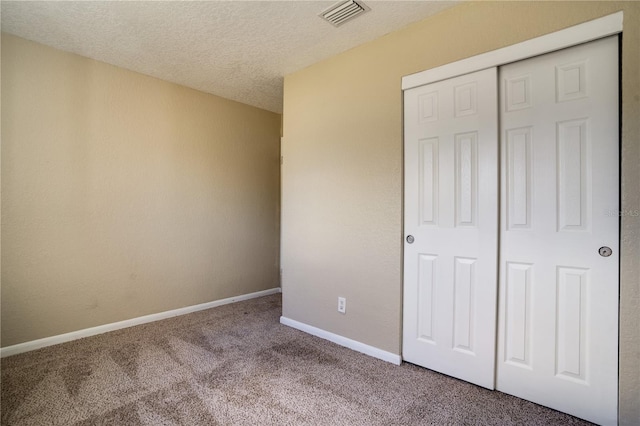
[319,0,370,27]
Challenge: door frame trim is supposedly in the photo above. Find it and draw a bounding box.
[401,11,623,90]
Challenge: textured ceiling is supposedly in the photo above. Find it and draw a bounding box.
[1,1,459,113]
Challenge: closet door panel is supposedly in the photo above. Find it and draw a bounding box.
[497,36,619,426]
[403,68,498,389]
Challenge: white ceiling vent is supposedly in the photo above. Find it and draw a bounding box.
[319,0,370,27]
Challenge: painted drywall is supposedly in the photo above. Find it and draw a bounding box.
[1,34,281,347]
[281,1,639,424]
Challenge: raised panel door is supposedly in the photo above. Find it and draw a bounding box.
[497,36,619,425]
[403,68,499,389]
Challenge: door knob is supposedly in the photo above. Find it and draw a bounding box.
[598,246,612,257]
[406,235,415,244]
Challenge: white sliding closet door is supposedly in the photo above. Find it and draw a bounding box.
[403,68,499,389]
[497,36,619,425]
[403,35,620,425]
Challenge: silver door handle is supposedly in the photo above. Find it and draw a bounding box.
[599,246,612,257]
[406,235,415,244]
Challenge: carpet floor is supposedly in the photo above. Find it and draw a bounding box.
[1,294,591,425]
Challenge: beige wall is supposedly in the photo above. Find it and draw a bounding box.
[281,1,639,424]
[1,34,281,347]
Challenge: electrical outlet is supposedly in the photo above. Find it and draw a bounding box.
[338,297,346,314]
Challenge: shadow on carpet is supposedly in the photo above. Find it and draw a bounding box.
[1,294,592,425]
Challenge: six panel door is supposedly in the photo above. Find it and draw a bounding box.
[403,68,499,389]
[497,36,619,425]
[403,36,619,425]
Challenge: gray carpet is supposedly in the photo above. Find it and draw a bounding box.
[1,294,591,425]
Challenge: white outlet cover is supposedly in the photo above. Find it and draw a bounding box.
[338,297,346,313]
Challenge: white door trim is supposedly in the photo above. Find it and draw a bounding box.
[401,11,623,90]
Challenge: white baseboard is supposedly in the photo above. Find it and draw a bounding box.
[1,287,281,358]
[279,316,402,366]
